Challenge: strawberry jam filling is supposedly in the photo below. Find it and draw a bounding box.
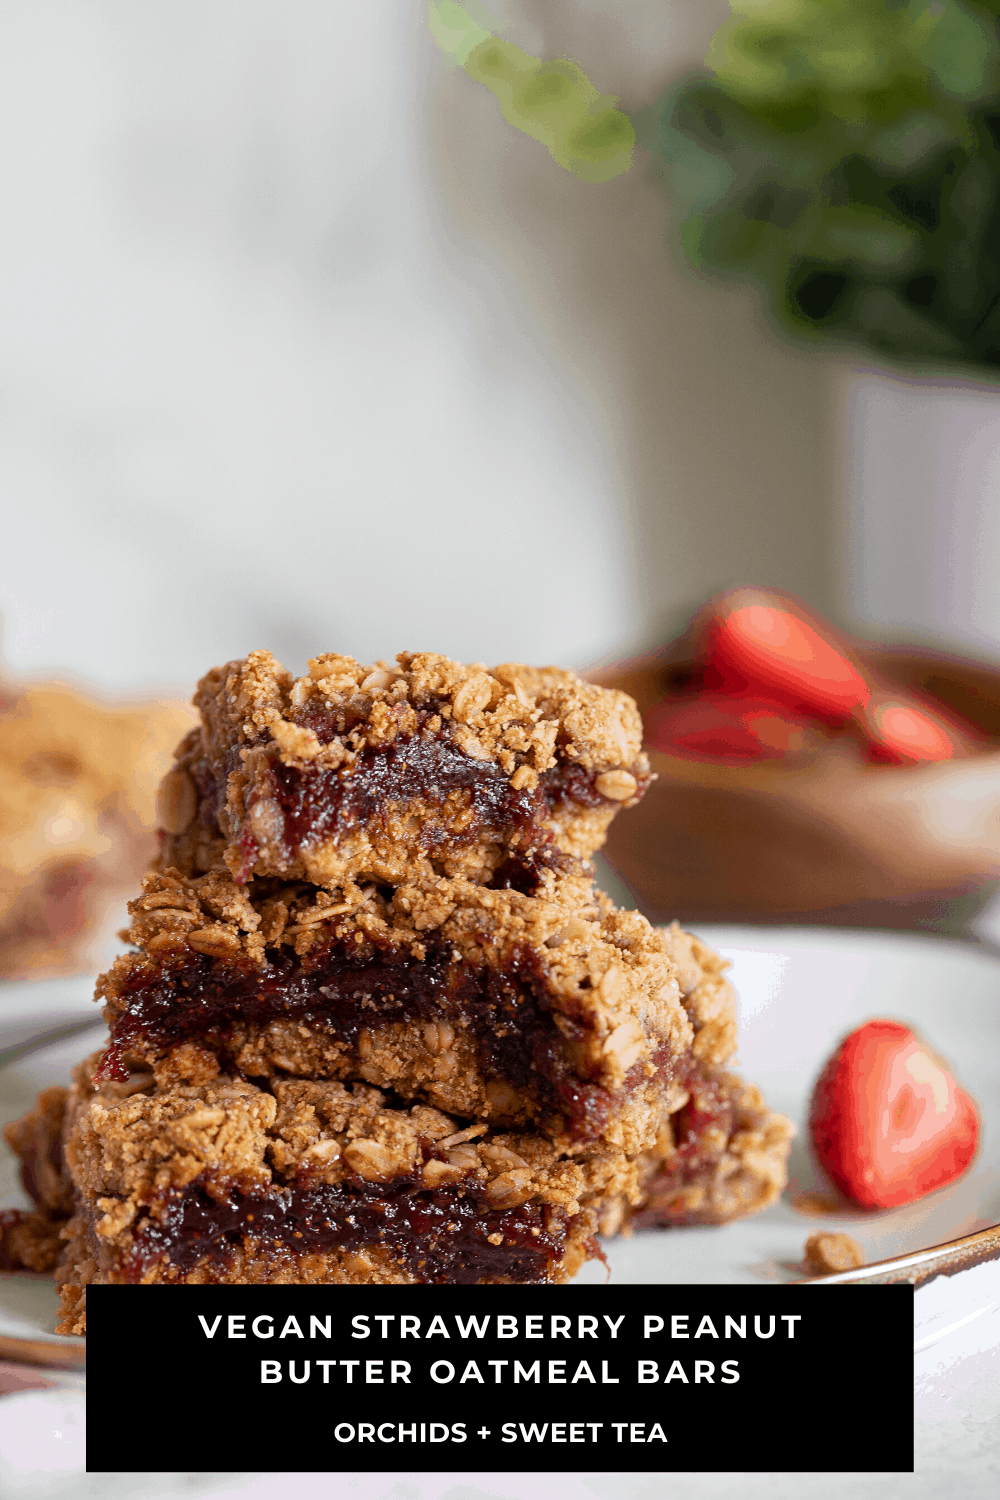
[266,733,610,854]
[100,934,673,1142]
[191,712,649,879]
[119,1165,581,1284]
[631,1070,737,1227]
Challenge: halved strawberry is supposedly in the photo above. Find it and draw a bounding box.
[691,589,871,725]
[642,692,815,762]
[809,1020,978,1209]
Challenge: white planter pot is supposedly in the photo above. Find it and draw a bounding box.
[842,366,1000,940]
[845,368,1000,659]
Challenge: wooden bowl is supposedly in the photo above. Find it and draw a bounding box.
[591,646,1000,929]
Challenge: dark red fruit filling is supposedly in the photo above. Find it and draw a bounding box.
[122,1164,581,1285]
[101,935,667,1140]
[632,1070,735,1228]
[270,733,556,855]
[669,1072,735,1168]
[189,709,649,879]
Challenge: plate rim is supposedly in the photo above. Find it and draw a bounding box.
[0,1330,85,1368]
[793,1220,1000,1287]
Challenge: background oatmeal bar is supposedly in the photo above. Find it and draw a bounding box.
[51,1054,634,1329]
[0,1086,73,1272]
[0,672,195,978]
[97,866,691,1155]
[157,650,651,887]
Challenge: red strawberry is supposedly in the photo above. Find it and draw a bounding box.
[643,692,814,762]
[861,691,979,765]
[692,590,871,725]
[809,1020,978,1209]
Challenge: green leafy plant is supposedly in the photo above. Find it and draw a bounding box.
[647,0,1000,367]
[431,1,1000,369]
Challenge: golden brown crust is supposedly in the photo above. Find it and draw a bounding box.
[662,923,740,1069]
[157,650,650,886]
[54,1214,92,1333]
[60,1061,636,1213]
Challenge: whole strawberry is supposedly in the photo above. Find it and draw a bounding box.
[809,1020,978,1210]
[691,589,870,726]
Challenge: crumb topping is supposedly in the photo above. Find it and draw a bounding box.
[200,650,645,776]
[803,1231,865,1275]
[157,650,651,886]
[662,923,739,1069]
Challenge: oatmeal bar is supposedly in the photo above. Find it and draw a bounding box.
[97,866,691,1155]
[158,651,651,887]
[0,1086,73,1272]
[624,1072,795,1231]
[6,917,792,1311]
[587,924,794,1232]
[0,672,195,977]
[52,1053,634,1331]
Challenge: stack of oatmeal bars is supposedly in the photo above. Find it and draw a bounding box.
[4,652,793,1328]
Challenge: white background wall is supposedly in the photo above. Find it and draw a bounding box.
[0,0,840,697]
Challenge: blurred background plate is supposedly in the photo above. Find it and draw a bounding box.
[0,977,106,1064]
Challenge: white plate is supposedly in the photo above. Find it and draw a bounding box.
[1,930,998,1334]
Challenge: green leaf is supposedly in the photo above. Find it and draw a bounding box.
[790,203,921,269]
[430,4,634,181]
[428,0,496,66]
